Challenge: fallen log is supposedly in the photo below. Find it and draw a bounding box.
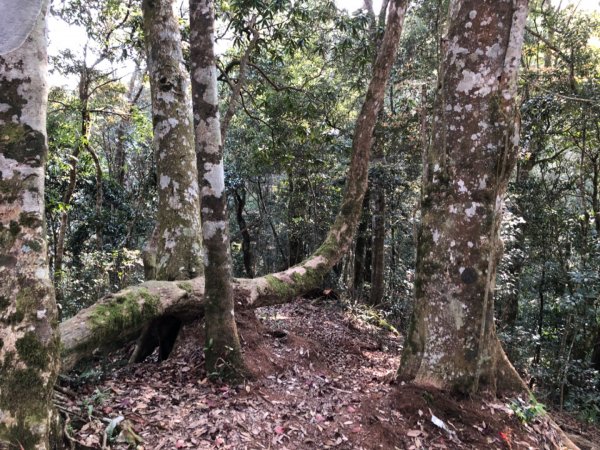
[60,255,334,371]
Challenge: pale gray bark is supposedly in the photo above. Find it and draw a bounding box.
[399,0,529,394]
[142,0,203,281]
[0,0,43,55]
[190,0,244,376]
[0,1,60,447]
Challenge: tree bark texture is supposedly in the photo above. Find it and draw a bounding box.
[61,0,410,373]
[0,1,61,447]
[189,0,244,376]
[399,0,529,394]
[370,179,386,305]
[142,0,203,281]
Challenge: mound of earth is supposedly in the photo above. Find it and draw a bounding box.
[55,298,598,449]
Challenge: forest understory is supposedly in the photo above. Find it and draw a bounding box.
[56,297,599,450]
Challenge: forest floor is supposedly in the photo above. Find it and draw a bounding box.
[57,297,600,450]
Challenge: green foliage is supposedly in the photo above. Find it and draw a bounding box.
[510,394,547,424]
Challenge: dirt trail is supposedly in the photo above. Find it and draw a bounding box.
[59,298,599,449]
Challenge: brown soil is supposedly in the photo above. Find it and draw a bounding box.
[57,298,598,449]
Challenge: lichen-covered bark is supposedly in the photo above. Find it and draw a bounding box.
[0,1,60,447]
[399,0,529,394]
[190,0,244,376]
[0,0,43,55]
[142,0,203,281]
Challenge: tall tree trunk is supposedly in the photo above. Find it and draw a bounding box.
[190,0,244,377]
[0,1,61,447]
[399,0,529,394]
[142,0,203,281]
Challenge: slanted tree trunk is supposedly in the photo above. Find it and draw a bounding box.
[0,1,61,447]
[142,0,203,281]
[60,0,410,373]
[190,0,244,376]
[399,0,529,394]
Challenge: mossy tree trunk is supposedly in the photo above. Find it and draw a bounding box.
[61,0,410,374]
[189,0,244,377]
[0,1,61,447]
[142,0,203,282]
[398,0,529,394]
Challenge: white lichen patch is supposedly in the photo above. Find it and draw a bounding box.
[196,116,221,154]
[193,66,218,105]
[477,175,488,189]
[457,180,468,193]
[456,68,495,97]
[449,297,465,330]
[22,189,41,213]
[160,175,171,189]
[432,229,441,243]
[184,180,199,203]
[203,220,226,240]
[486,43,502,60]
[202,161,225,198]
[465,202,480,218]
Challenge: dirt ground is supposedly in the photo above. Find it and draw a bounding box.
[56,298,600,449]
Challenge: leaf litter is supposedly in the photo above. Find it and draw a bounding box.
[56,298,600,449]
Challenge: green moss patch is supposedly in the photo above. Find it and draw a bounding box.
[89,288,160,337]
[176,281,193,293]
[16,332,48,370]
